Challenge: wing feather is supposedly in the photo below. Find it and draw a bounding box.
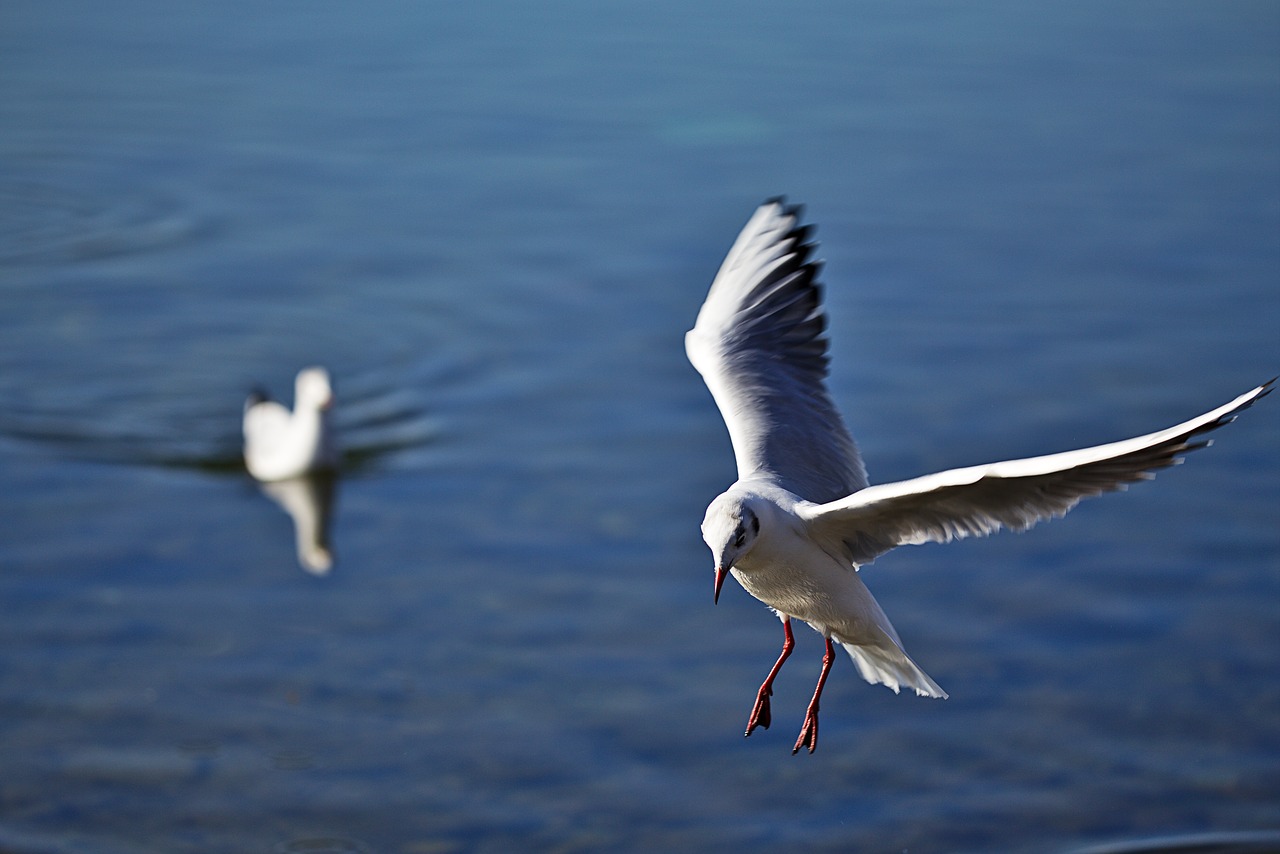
[802,380,1273,565]
[686,199,867,502]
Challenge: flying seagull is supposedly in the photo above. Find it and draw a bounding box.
[686,198,1272,755]
[243,366,338,482]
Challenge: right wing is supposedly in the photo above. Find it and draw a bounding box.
[686,198,867,503]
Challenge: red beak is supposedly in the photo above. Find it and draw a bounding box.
[714,566,728,605]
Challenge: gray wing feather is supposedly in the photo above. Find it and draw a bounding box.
[803,380,1273,565]
[686,199,867,503]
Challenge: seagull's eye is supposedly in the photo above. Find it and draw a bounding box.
[733,527,748,549]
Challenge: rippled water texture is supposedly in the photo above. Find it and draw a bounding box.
[1,2,1278,852]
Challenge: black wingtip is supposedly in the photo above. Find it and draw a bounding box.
[762,195,805,221]
[245,387,270,411]
[1233,377,1275,413]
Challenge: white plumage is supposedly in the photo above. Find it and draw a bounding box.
[243,366,338,482]
[687,198,1272,754]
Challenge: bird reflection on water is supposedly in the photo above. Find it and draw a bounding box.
[255,470,338,576]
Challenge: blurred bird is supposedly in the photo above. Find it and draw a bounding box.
[243,366,338,482]
[687,198,1272,754]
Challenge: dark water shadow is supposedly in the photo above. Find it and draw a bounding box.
[0,374,440,577]
[1068,830,1280,854]
[0,374,440,478]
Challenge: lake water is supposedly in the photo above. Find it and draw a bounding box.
[2,2,1278,852]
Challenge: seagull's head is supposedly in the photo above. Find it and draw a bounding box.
[295,367,334,412]
[701,492,762,605]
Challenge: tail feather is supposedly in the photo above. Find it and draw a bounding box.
[839,637,947,699]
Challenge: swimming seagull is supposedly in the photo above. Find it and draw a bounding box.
[686,198,1272,755]
[243,366,338,482]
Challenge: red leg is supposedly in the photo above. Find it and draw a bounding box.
[745,618,795,737]
[793,637,835,755]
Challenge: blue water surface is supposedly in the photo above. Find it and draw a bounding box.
[1,2,1278,852]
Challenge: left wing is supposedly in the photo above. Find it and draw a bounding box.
[800,380,1273,566]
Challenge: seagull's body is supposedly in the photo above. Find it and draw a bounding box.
[707,479,943,701]
[687,198,1271,754]
[243,367,337,482]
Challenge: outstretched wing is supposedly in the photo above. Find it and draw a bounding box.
[686,199,867,503]
[801,381,1273,566]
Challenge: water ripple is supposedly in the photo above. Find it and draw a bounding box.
[275,838,371,854]
[0,374,441,476]
[0,174,215,266]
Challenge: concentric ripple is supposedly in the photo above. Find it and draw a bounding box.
[0,172,214,266]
